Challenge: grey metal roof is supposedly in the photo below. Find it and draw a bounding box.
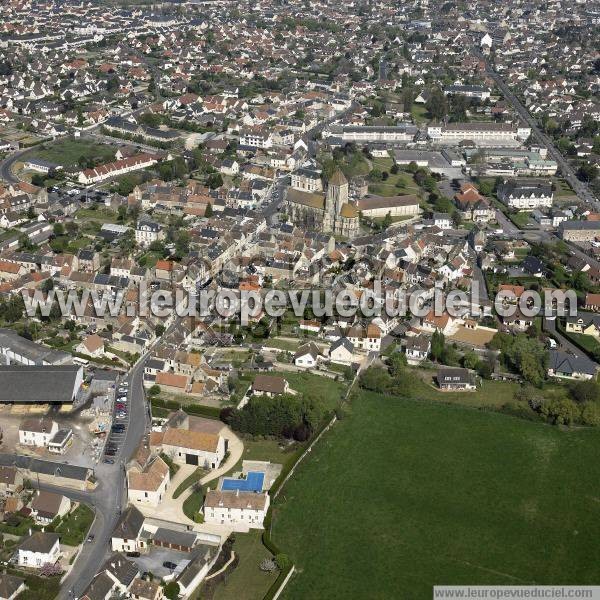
[0,365,82,403]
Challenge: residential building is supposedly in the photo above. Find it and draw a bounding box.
[159,427,226,468]
[497,180,553,210]
[437,367,476,391]
[127,456,170,508]
[204,489,270,530]
[18,532,60,568]
[31,490,71,525]
[293,342,321,368]
[548,350,597,380]
[19,417,58,447]
[251,375,290,397]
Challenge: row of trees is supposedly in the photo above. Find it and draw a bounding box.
[221,393,325,441]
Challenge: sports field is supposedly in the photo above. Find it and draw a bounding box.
[272,391,600,599]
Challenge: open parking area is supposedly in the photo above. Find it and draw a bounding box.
[103,380,129,463]
[130,546,191,579]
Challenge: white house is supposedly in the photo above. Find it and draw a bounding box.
[19,417,58,447]
[159,428,225,469]
[220,159,239,176]
[18,532,61,568]
[76,333,105,357]
[433,213,452,230]
[204,489,269,531]
[329,338,354,365]
[31,490,71,525]
[111,506,147,554]
[346,324,382,353]
[497,180,553,211]
[135,219,164,247]
[293,342,321,368]
[404,336,430,364]
[127,456,170,508]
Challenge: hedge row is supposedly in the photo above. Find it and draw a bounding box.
[150,397,221,420]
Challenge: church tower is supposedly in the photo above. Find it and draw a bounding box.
[326,169,349,220]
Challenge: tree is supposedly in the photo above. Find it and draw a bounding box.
[206,173,223,189]
[381,212,392,229]
[388,351,407,377]
[581,402,600,426]
[425,87,447,120]
[163,582,180,600]
[578,163,598,182]
[204,202,213,217]
[539,396,580,425]
[147,385,161,397]
[570,380,600,404]
[53,222,65,236]
[155,324,165,337]
[430,330,446,362]
[275,554,291,570]
[462,350,479,370]
[174,230,191,259]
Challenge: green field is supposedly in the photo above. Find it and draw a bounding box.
[31,138,117,169]
[272,391,600,599]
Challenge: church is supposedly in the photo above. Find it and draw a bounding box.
[285,168,359,239]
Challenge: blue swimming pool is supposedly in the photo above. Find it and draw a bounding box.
[221,471,265,492]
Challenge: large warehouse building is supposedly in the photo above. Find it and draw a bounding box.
[0,365,83,404]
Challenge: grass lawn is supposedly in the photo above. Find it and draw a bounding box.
[212,531,278,600]
[264,337,301,352]
[410,103,429,124]
[558,326,600,358]
[75,207,118,224]
[172,467,208,499]
[182,488,203,521]
[508,211,531,229]
[407,371,522,409]
[280,372,347,412]
[32,138,116,169]
[54,503,94,546]
[368,169,420,197]
[230,436,296,473]
[272,391,600,599]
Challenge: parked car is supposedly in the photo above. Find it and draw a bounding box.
[163,561,177,570]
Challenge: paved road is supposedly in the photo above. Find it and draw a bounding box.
[0,147,31,184]
[56,355,149,599]
[476,49,598,209]
[495,209,520,236]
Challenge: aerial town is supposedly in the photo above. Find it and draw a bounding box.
[0,0,598,599]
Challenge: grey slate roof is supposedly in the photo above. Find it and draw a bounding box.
[0,453,90,481]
